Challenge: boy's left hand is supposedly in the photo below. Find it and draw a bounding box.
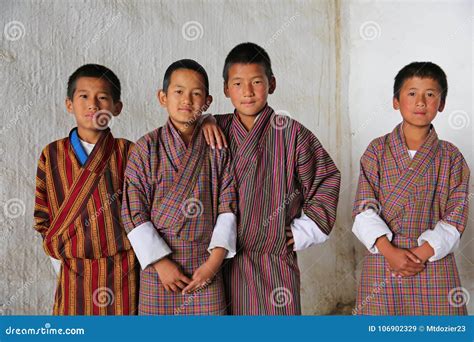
[181,260,217,294]
[182,247,226,294]
[202,115,228,149]
[391,243,434,277]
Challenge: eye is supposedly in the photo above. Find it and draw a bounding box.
[253,80,262,84]
[408,91,415,96]
[79,94,87,99]
[175,90,183,94]
[426,92,435,97]
[193,92,202,97]
[99,96,108,100]
[233,82,240,87]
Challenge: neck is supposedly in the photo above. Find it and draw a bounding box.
[402,121,430,150]
[237,112,257,131]
[77,128,102,144]
[170,119,195,147]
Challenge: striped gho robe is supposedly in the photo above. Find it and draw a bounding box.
[353,123,470,315]
[34,128,139,315]
[215,105,341,315]
[122,120,237,315]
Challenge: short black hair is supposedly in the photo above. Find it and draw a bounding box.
[394,62,447,103]
[67,64,121,102]
[163,59,209,96]
[223,42,273,83]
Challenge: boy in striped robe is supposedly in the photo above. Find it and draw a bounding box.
[352,62,470,315]
[122,59,237,315]
[203,43,341,314]
[34,64,139,315]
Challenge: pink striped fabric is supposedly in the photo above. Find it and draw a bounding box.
[216,105,341,315]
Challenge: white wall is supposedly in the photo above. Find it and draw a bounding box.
[346,0,473,313]
[0,0,471,315]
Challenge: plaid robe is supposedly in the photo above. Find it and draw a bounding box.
[34,128,139,315]
[122,120,237,315]
[215,105,341,315]
[353,123,470,315]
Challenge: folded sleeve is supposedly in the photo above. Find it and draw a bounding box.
[352,209,393,253]
[207,212,237,258]
[121,139,172,270]
[290,210,330,251]
[418,221,461,262]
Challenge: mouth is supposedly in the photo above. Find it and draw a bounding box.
[85,112,95,118]
[178,108,193,113]
[241,101,255,106]
[414,112,427,115]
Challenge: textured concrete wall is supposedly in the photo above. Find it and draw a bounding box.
[0,0,471,315]
[0,0,352,314]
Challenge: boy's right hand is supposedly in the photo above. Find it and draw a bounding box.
[375,236,424,277]
[384,247,425,277]
[152,257,191,293]
[202,115,228,150]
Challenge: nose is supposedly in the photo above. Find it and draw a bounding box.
[416,94,426,107]
[87,98,99,111]
[243,83,254,97]
[182,92,192,105]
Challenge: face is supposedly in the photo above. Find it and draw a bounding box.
[66,77,122,132]
[158,69,212,127]
[393,77,445,129]
[224,63,276,117]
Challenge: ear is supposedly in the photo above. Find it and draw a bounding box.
[65,97,74,114]
[268,76,276,94]
[392,97,400,110]
[203,95,213,111]
[223,82,230,98]
[438,100,445,113]
[158,89,167,107]
[113,101,123,117]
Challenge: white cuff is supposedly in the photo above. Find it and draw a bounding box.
[127,221,172,270]
[352,209,393,254]
[208,213,237,258]
[50,256,61,276]
[290,210,329,251]
[417,221,461,262]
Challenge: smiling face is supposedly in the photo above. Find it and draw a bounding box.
[224,63,275,118]
[66,76,122,135]
[393,77,445,129]
[158,68,212,129]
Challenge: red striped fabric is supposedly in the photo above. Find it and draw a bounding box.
[34,130,139,315]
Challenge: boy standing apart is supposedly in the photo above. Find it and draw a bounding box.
[352,62,470,315]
